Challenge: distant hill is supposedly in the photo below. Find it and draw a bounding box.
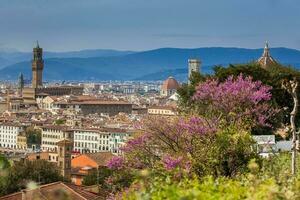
[1,47,300,81]
[0,49,134,69]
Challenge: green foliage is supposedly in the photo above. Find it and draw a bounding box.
[192,126,259,177]
[122,153,300,200]
[177,71,206,113]
[213,63,300,131]
[123,175,289,200]
[178,63,300,136]
[213,63,272,83]
[25,127,41,147]
[54,119,66,125]
[82,166,133,194]
[82,167,113,186]
[0,154,10,171]
[0,159,62,196]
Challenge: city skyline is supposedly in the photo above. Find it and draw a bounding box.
[0,0,300,51]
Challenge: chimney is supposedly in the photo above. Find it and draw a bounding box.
[21,190,26,200]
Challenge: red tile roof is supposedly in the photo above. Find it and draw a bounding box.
[0,182,104,200]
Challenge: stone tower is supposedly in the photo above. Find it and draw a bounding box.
[32,41,44,88]
[57,139,73,180]
[18,73,24,96]
[188,59,201,84]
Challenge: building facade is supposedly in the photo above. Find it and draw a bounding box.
[41,126,73,151]
[148,106,177,116]
[73,128,131,155]
[0,123,24,149]
[55,100,132,116]
[16,134,27,150]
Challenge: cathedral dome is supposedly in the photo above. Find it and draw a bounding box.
[257,42,278,69]
[161,77,180,91]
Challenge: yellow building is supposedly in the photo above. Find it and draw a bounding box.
[17,133,27,150]
[148,105,177,116]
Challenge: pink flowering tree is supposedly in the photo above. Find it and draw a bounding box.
[193,74,277,129]
[120,116,217,170]
[106,75,277,194]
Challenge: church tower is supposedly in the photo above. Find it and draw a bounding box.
[188,59,201,84]
[57,139,73,180]
[32,41,44,88]
[18,73,24,96]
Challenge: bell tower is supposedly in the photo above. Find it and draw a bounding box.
[188,59,201,84]
[32,41,44,88]
[57,139,73,180]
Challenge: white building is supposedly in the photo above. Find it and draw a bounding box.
[73,129,109,153]
[41,126,73,152]
[253,135,276,157]
[0,123,24,149]
[109,130,131,155]
[148,105,177,116]
[73,127,132,155]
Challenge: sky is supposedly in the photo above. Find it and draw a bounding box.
[0,0,300,52]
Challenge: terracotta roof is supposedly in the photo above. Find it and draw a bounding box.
[161,77,180,91]
[0,182,103,200]
[148,105,176,111]
[41,125,71,131]
[55,100,132,105]
[83,152,114,166]
[57,139,73,145]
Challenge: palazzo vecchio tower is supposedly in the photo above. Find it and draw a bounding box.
[31,41,44,88]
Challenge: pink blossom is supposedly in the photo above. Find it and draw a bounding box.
[162,155,183,170]
[107,156,124,170]
[193,74,276,127]
[120,134,151,152]
[178,116,217,136]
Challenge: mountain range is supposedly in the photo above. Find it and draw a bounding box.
[0,47,300,81]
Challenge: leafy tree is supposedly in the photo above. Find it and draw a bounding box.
[55,119,66,125]
[0,155,10,196]
[82,167,113,186]
[25,127,41,147]
[192,74,277,129]
[214,63,300,128]
[213,63,272,83]
[0,154,10,170]
[0,159,62,195]
[178,63,300,136]
[177,71,206,113]
[108,76,275,181]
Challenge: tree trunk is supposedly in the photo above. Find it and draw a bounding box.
[283,79,298,175]
[290,82,298,175]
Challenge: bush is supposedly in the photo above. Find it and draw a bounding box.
[119,153,300,200]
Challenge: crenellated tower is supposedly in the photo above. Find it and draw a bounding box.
[32,41,44,88]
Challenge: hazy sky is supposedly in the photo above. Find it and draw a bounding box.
[0,0,300,51]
